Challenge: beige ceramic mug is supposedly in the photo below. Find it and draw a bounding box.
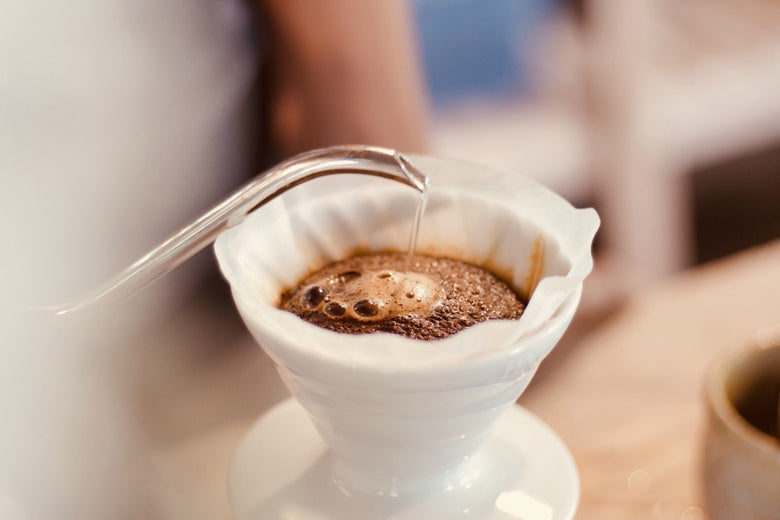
[703,333,780,520]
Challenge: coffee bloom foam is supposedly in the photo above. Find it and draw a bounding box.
[298,268,443,322]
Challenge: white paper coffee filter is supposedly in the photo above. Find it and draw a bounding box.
[215,155,599,369]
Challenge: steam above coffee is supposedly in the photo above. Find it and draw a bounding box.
[279,253,525,340]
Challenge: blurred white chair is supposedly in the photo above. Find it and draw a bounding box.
[588,0,780,287]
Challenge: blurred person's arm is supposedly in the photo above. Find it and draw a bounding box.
[261,0,430,157]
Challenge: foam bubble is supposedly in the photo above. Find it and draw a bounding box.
[302,286,328,308]
[353,299,379,317]
[324,301,346,317]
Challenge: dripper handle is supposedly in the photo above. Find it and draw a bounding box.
[47,145,428,315]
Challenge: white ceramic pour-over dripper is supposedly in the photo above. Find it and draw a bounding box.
[216,154,599,499]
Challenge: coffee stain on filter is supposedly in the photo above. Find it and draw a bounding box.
[522,235,546,301]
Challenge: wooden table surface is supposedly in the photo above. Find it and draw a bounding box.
[149,240,780,519]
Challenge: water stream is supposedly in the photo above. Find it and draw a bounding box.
[407,189,429,258]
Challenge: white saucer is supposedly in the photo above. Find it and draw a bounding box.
[228,399,579,520]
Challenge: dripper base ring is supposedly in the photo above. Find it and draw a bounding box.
[227,398,578,520]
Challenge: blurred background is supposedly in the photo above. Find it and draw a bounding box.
[1,0,779,518]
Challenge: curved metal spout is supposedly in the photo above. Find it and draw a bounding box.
[47,145,428,315]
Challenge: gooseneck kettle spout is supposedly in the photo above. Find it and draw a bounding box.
[47,145,428,315]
